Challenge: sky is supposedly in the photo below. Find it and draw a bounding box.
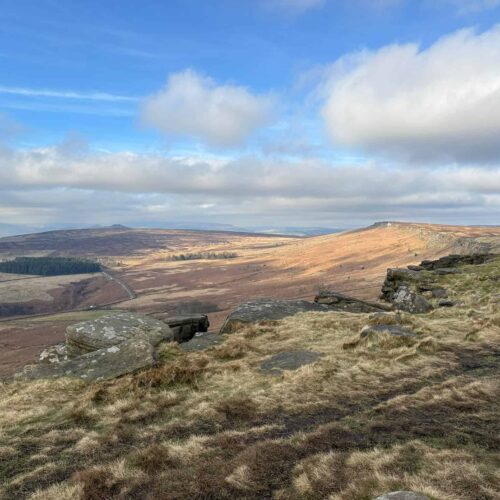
[1,0,500,233]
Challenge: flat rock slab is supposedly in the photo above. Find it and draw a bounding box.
[261,350,322,374]
[315,291,391,313]
[66,312,173,357]
[180,332,224,352]
[220,299,328,334]
[361,324,417,339]
[374,492,429,500]
[17,338,155,382]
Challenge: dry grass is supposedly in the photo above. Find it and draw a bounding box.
[0,257,499,499]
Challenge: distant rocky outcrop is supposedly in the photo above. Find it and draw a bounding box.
[314,291,392,313]
[220,299,328,334]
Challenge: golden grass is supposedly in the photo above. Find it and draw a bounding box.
[0,257,499,499]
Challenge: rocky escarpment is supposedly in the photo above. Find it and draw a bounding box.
[381,253,495,313]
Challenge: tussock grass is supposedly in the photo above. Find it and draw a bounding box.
[0,257,499,499]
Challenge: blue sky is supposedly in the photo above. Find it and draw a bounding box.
[1,0,500,232]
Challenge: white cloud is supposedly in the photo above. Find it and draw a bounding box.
[0,145,498,226]
[141,70,275,147]
[0,85,136,102]
[322,25,500,163]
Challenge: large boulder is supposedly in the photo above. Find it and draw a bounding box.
[66,312,174,357]
[16,338,155,382]
[391,286,433,314]
[150,313,209,343]
[315,291,392,313]
[220,299,328,334]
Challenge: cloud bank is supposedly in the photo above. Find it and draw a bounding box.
[141,70,275,147]
[1,145,498,226]
[322,25,500,163]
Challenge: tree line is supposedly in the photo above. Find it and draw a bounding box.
[167,252,238,261]
[0,257,102,276]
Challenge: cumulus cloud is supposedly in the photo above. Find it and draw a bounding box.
[141,70,275,147]
[0,145,498,226]
[322,25,500,163]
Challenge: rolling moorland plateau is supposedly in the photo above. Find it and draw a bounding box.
[0,222,499,377]
[0,222,498,499]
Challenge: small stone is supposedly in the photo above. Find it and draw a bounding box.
[438,299,458,307]
[431,288,448,298]
[360,324,417,339]
[260,350,322,374]
[374,492,429,500]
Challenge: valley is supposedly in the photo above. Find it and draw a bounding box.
[0,222,499,377]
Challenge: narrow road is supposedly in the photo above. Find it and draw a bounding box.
[101,270,136,300]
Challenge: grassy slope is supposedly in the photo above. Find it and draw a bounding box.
[0,257,499,499]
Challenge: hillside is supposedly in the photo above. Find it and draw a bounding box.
[0,254,498,499]
[0,222,499,378]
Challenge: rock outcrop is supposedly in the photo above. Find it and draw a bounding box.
[150,313,210,342]
[390,286,433,314]
[19,338,155,382]
[220,299,328,334]
[17,312,176,382]
[419,253,494,270]
[314,291,392,313]
[66,312,174,357]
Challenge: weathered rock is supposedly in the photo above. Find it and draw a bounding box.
[261,350,322,374]
[17,338,155,382]
[434,267,462,275]
[381,268,425,302]
[391,286,433,314]
[220,299,328,334]
[420,253,494,270]
[438,299,458,307]
[151,313,209,343]
[431,287,448,298]
[314,291,392,313]
[66,312,174,357]
[38,343,68,364]
[407,265,424,271]
[374,492,429,500]
[180,332,224,352]
[360,324,417,339]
